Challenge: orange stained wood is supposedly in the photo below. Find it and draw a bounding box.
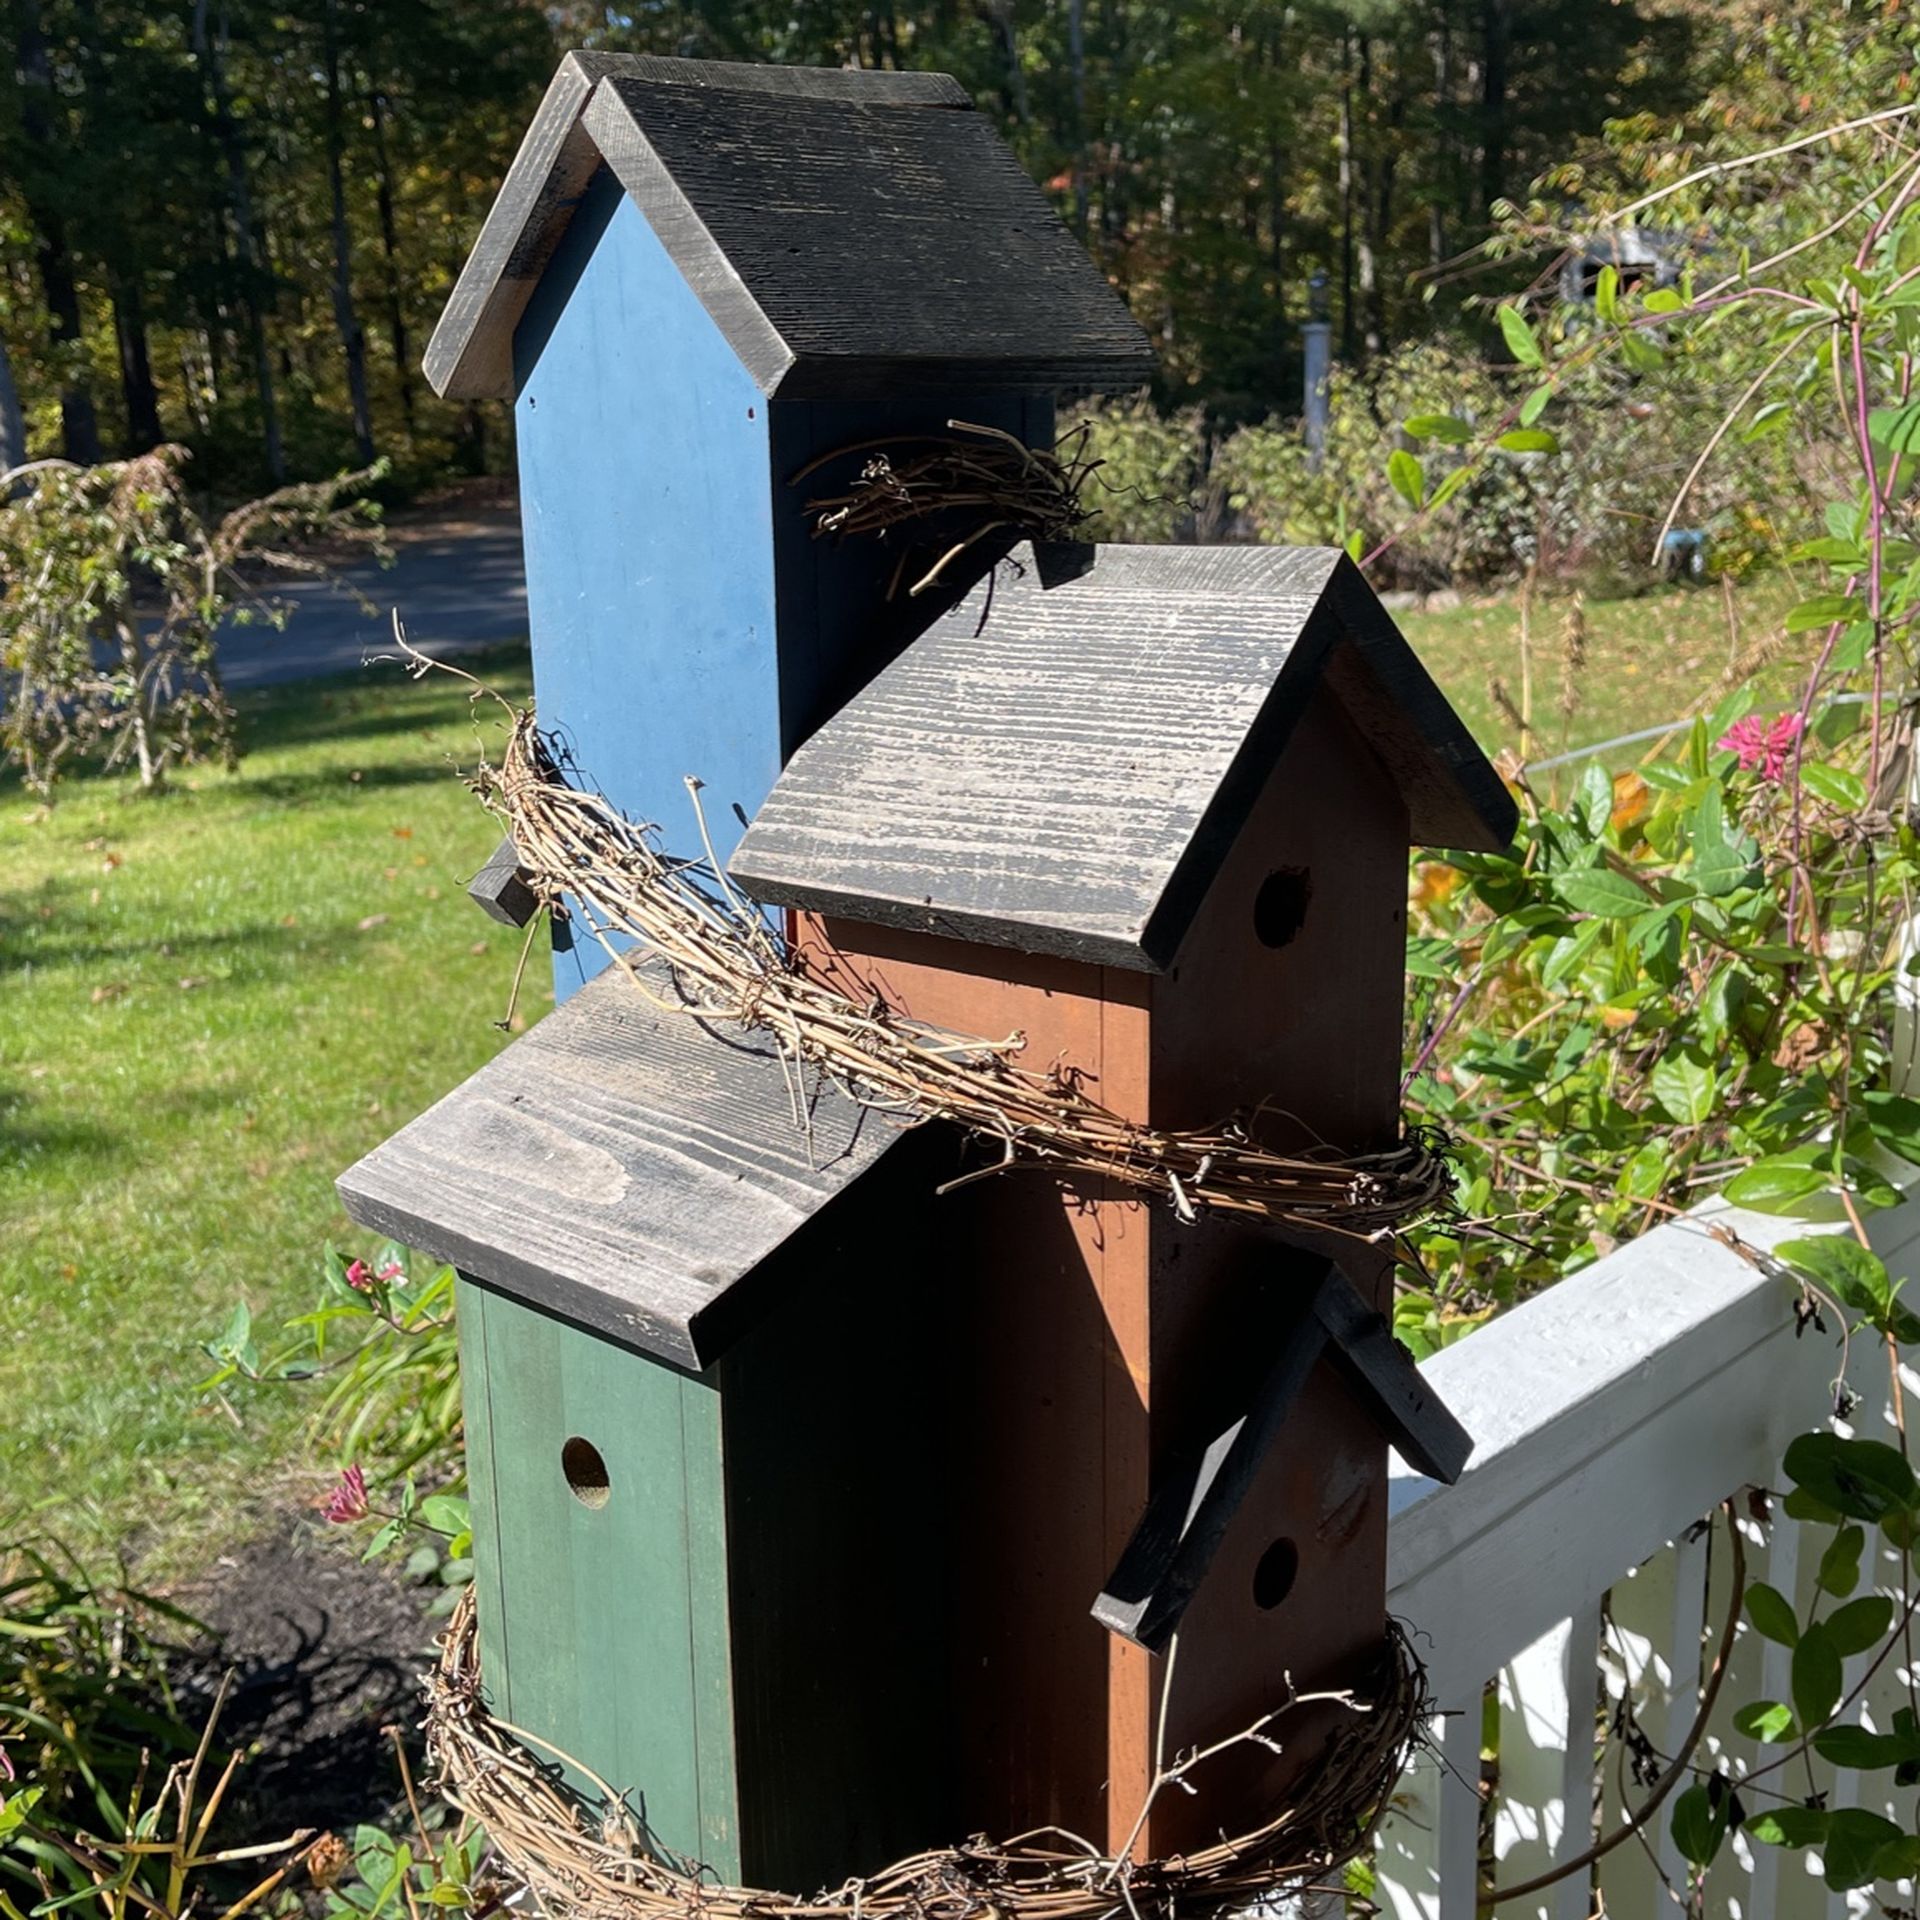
[793,672,1414,1860]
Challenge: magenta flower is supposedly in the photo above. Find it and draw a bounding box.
[344,1259,373,1292]
[1717,711,1803,782]
[322,1465,369,1524]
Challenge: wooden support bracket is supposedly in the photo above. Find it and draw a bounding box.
[470,836,539,928]
[1092,1262,1473,1652]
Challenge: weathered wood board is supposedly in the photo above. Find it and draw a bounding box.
[335,968,904,1371]
[732,543,1516,972]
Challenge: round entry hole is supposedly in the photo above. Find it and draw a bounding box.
[1253,1537,1300,1610]
[562,1436,611,1509]
[1253,868,1312,949]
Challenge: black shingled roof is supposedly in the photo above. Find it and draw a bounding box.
[728,543,1518,973]
[425,52,1156,402]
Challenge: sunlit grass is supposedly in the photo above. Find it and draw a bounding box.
[1,647,538,1573]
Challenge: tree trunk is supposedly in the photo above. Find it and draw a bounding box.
[1067,0,1089,234]
[1480,0,1509,218]
[1338,29,1358,364]
[16,0,100,463]
[324,0,375,465]
[366,76,417,439]
[112,279,163,451]
[975,0,1028,123]
[1430,3,1452,270]
[0,332,27,473]
[192,0,285,482]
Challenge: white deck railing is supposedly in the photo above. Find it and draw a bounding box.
[1375,1170,1920,1918]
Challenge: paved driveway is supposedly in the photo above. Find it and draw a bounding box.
[218,506,528,691]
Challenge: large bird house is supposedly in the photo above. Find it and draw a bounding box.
[339,51,1515,1902]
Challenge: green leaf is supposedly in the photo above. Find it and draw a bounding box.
[1799,762,1867,811]
[1404,413,1473,445]
[1816,1524,1865,1599]
[1811,1724,1908,1768]
[1576,760,1613,838]
[1792,1622,1843,1728]
[1669,1783,1729,1869]
[1724,1152,1830,1214]
[1821,1807,1908,1890]
[1387,448,1426,510]
[1733,1699,1796,1742]
[1861,1091,1920,1164]
[1744,1806,1828,1847]
[1428,463,1475,511]
[1499,304,1544,366]
[418,1495,469,1538]
[1786,594,1867,632]
[218,1300,252,1356]
[1643,286,1685,314]
[1825,1591,1894,1655]
[1552,868,1652,919]
[1496,427,1559,454]
[1779,1235,1890,1304]
[1784,1431,1920,1523]
[1746,1581,1801,1646]
[1650,1049,1716,1126]
[1869,400,1920,452]
[1519,383,1552,427]
[1594,263,1621,323]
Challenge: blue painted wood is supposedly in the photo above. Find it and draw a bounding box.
[514,167,779,1003]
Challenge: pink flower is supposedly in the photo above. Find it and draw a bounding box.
[1717,711,1803,782]
[344,1259,372,1292]
[379,1261,402,1281]
[0,1740,13,1783]
[322,1465,369,1524]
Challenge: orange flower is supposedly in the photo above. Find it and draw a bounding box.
[1609,770,1650,833]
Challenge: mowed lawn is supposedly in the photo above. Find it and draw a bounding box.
[0,569,1809,1578]
[2,649,537,1572]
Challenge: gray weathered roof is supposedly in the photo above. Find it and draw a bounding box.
[335,968,902,1370]
[425,52,1155,402]
[728,543,1517,972]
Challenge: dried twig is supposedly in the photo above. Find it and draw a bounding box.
[797,420,1102,596]
[425,1590,1426,1920]
[452,684,1452,1241]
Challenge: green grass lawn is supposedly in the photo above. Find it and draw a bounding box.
[1402,569,1803,770]
[0,569,1811,1581]
[1,649,537,1573]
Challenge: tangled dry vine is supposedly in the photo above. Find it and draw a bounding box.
[426,1590,1426,1920]
[436,664,1451,1241]
[794,420,1104,597]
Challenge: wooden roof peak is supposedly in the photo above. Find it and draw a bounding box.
[728,542,1518,973]
[425,52,1156,403]
[335,967,903,1371]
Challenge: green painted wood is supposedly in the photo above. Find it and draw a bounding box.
[460,1280,741,1875]
[454,1279,513,1720]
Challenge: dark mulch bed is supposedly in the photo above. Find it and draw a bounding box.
[169,1513,440,1846]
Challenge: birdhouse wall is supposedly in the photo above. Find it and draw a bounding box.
[511,163,1054,1008]
[453,1126,965,1895]
[794,671,1413,1856]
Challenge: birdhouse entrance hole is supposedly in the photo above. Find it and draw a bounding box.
[1252,1537,1300,1610]
[1252,868,1312,949]
[562,1436,611,1508]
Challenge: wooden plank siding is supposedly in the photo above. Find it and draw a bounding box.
[793,678,1415,1858]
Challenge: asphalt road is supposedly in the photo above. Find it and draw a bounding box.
[218,505,528,691]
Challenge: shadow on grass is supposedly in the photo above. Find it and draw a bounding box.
[0,908,420,984]
[233,643,531,760]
